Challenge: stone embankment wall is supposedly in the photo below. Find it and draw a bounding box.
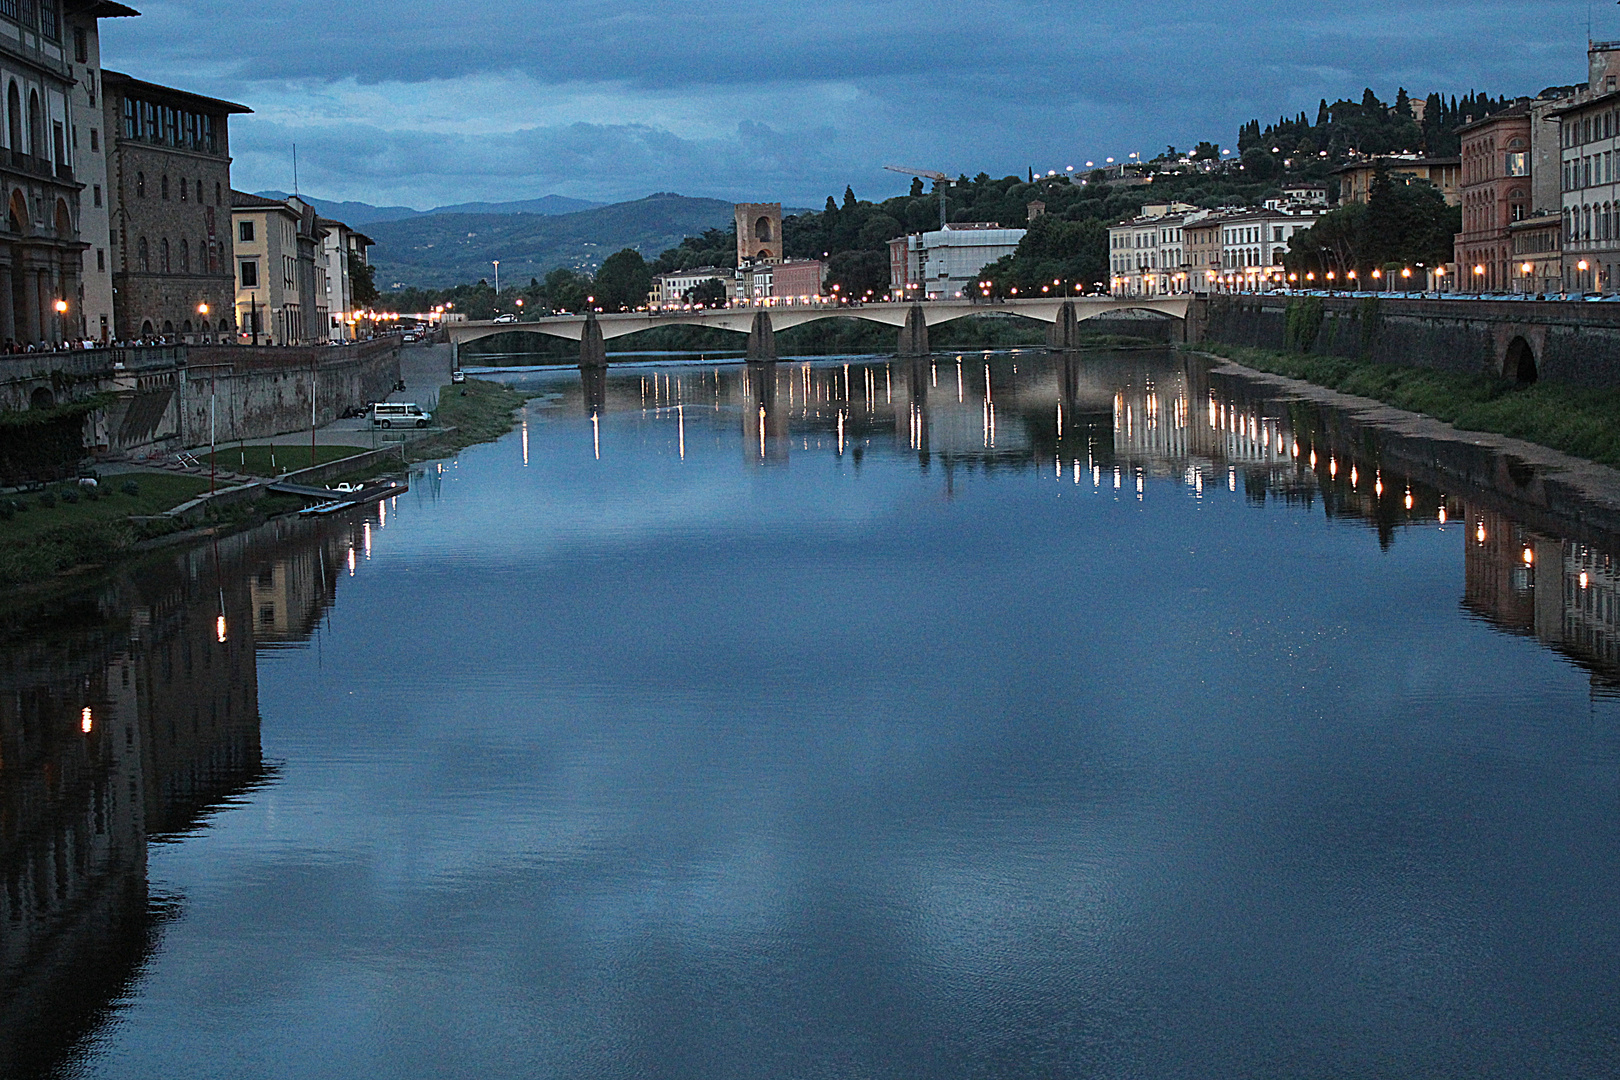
[174,340,400,448]
[1188,294,1620,389]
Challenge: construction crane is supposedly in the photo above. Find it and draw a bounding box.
[884,165,951,230]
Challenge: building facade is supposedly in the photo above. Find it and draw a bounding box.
[1455,106,1533,292]
[1109,204,1200,296]
[316,217,372,341]
[651,265,730,308]
[1549,42,1620,292]
[0,0,112,346]
[101,70,247,341]
[735,202,781,265]
[231,192,328,345]
[1333,155,1462,207]
[64,1,136,343]
[890,223,1025,300]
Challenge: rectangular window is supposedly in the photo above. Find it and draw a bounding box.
[89,127,97,152]
[203,114,215,153]
[39,0,55,39]
[96,248,103,272]
[1506,152,1528,177]
[0,1,17,21]
[92,183,100,207]
[183,112,196,150]
[238,220,254,242]
[239,260,257,287]
[72,25,85,62]
[122,98,136,139]
[141,101,156,141]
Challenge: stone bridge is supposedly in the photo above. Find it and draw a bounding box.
[447,297,1192,365]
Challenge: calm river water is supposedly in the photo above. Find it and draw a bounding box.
[3,349,1618,1079]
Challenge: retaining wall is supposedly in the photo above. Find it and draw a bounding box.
[1190,294,1620,389]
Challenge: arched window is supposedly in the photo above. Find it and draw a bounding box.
[179,177,187,201]
[137,236,148,272]
[136,171,144,197]
[181,319,192,333]
[6,83,19,153]
[160,237,169,273]
[140,319,153,337]
[179,238,189,273]
[160,174,168,200]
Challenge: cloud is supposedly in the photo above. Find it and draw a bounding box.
[99,0,1603,207]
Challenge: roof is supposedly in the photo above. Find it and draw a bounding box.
[1456,101,1534,134]
[1546,89,1620,118]
[67,1,141,17]
[231,190,288,210]
[101,70,252,115]
[316,217,375,246]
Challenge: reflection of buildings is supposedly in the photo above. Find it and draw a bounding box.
[0,509,369,1076]
[1464,507,1620,686]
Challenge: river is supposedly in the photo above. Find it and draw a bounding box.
[2,348,1617,1079]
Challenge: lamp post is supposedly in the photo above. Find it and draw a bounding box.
[52,298,65,345]
[1522,261,1535,295]
[1578,258,1590,294]
[492,260,500,296]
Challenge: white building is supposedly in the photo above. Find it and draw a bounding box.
[1216,206,1323,283]
[888,223,1025,300]
[1108,203,1201,296]
[66,2,136,342]
[316,217,373,341]
[651,265,731,308]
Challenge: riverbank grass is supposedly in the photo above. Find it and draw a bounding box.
[0,473,211,585]
[1193,342,1620,467]
[406,378,532,460]
[216,443,370,476]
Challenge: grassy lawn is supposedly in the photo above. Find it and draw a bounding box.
[1194,343,1620,467]
[406,379,532,461]
[212,443,370,476]
[0,473,211,585]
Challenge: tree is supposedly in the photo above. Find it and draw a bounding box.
[909,176,925,197]
[1241,147,1280,180]
[826,249,889,300]
[1191,141,1221,161]
[348,251,379,309]
[682,278,728,308]
[592,248,652,311]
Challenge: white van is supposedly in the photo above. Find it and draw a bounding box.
[370,402,431,428]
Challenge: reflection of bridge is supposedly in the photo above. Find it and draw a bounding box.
[448,297,1190,365]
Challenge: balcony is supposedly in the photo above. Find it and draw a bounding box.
[0,148,66,183]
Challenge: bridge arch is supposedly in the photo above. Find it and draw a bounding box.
[1504,335,1537,384]
[29,386,53,409]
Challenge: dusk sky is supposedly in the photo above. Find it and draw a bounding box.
[102,1,1609,210]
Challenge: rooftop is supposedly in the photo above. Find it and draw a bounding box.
[102,69,252,115]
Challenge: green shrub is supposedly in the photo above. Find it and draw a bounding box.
[37,491,55,509]
[121,479,139,496]
[60,489,78,504]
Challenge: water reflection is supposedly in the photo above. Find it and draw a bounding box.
[0,510,379,1078]
[504,350,1620,689]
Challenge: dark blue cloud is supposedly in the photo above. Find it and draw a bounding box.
[100,1,1605,207]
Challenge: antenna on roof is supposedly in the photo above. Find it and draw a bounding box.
[292,142,299,198]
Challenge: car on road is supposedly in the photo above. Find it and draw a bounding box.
[369,402,431,428]
[493,313,518,323]
[402,332,421,343]
[451,370,466,384]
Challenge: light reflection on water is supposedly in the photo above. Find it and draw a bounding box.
[3,349,1619,1080]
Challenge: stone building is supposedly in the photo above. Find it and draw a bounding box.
[735,202,781,265]
[1548,41,1620,292]
[1455,105,1534,292]
[231,191,329,345]
[0,0,113,346]
[891,223,1025,300]
[100,70,248,341]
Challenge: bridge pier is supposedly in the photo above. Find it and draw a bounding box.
[898,304,929,357]
[1046,301,1079,349]
[746,311,776,362]
[580,312,607,368]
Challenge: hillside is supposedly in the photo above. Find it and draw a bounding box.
[253,191,603,227]
[365,193,738,288]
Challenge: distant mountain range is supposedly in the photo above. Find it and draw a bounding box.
[252,191,605,227]
[360,193,742,289]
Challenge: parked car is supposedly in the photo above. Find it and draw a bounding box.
[369,402,431,428]
[451,370,466,384]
